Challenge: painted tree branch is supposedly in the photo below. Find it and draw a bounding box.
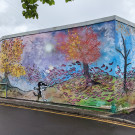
[127,49,131,57]
[116,48,125,58]
[127,63,131,66]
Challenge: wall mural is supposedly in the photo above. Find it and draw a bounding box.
[115,21,135,109]
[0,20,135,110]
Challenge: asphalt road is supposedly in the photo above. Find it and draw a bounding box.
[0,105,134,135]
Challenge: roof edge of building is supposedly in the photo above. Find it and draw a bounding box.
[0,15,134,41]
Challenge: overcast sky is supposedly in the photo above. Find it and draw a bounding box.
[0,0,135,38]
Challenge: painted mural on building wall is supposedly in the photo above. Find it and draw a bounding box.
[0,20,135,110]
[115,21,135,108]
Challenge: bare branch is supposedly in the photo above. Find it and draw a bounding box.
[127,49,131,57]
[121,34,125,47]
[127,63,131,66]
[121,34,127,57]
[116,48,125,58]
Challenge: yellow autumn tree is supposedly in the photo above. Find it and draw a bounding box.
[0,38,26,85]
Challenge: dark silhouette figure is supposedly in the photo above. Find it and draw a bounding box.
[33,81,48,101]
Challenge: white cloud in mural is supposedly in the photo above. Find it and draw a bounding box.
[115,36,125,67]
[97,23,114,41]
[117,36,124,55]
[102,44,115,61]
[103,42,115,58]
[96,23,116,63]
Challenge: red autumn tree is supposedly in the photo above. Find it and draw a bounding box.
[55,27,101,85]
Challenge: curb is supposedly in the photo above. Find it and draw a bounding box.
[0,98,135,126]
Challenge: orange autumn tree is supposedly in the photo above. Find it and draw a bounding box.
[0,38,26,86]
[56,27,101,86]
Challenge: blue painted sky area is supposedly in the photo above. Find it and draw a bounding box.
[115,21,135,74]
[9,20,129,91]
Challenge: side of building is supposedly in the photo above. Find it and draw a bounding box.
[0,16,135,110]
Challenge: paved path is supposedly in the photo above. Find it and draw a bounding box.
[0,105,134,135]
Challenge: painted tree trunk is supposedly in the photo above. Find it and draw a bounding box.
[116,35,131,94]
[124,58,127,94]
[3,72,11,87]
[83,62,90,77]
[83,62,100,88]
[83,62,91,86]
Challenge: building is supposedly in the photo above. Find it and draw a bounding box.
[0,16,135,110]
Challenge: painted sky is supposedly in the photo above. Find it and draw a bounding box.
[2,19,135,92]
[4,19,135,91]
[8,20,120,91]
[115,21,135,72]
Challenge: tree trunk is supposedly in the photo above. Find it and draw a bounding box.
[116,34,131,95]
[83,62,90,78]
[2,72,11,87]
[83,62,100,89]
[83,62,92,87]
[124,60,127,94]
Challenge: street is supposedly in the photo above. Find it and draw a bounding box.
[0,105,134,135]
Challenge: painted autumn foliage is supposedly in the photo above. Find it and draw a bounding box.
[56,27,101,84]
[25,64,41,83]
[0,38,26,85]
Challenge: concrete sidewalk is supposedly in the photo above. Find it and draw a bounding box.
[0,98,135,125]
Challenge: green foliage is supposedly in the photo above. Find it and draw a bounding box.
[122,109,129,114]
[21,0,73,19]
[116,96,129,108]
[77,98,106,107]
[65,0,72,2]
[116,96,130,114]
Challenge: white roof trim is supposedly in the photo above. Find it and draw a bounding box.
[0,15,135,41]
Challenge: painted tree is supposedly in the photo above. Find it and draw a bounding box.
[0,38,26,86]
[56,27,101,86]
[116,35,131,94]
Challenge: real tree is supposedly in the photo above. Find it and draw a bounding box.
[21,0,73,19]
